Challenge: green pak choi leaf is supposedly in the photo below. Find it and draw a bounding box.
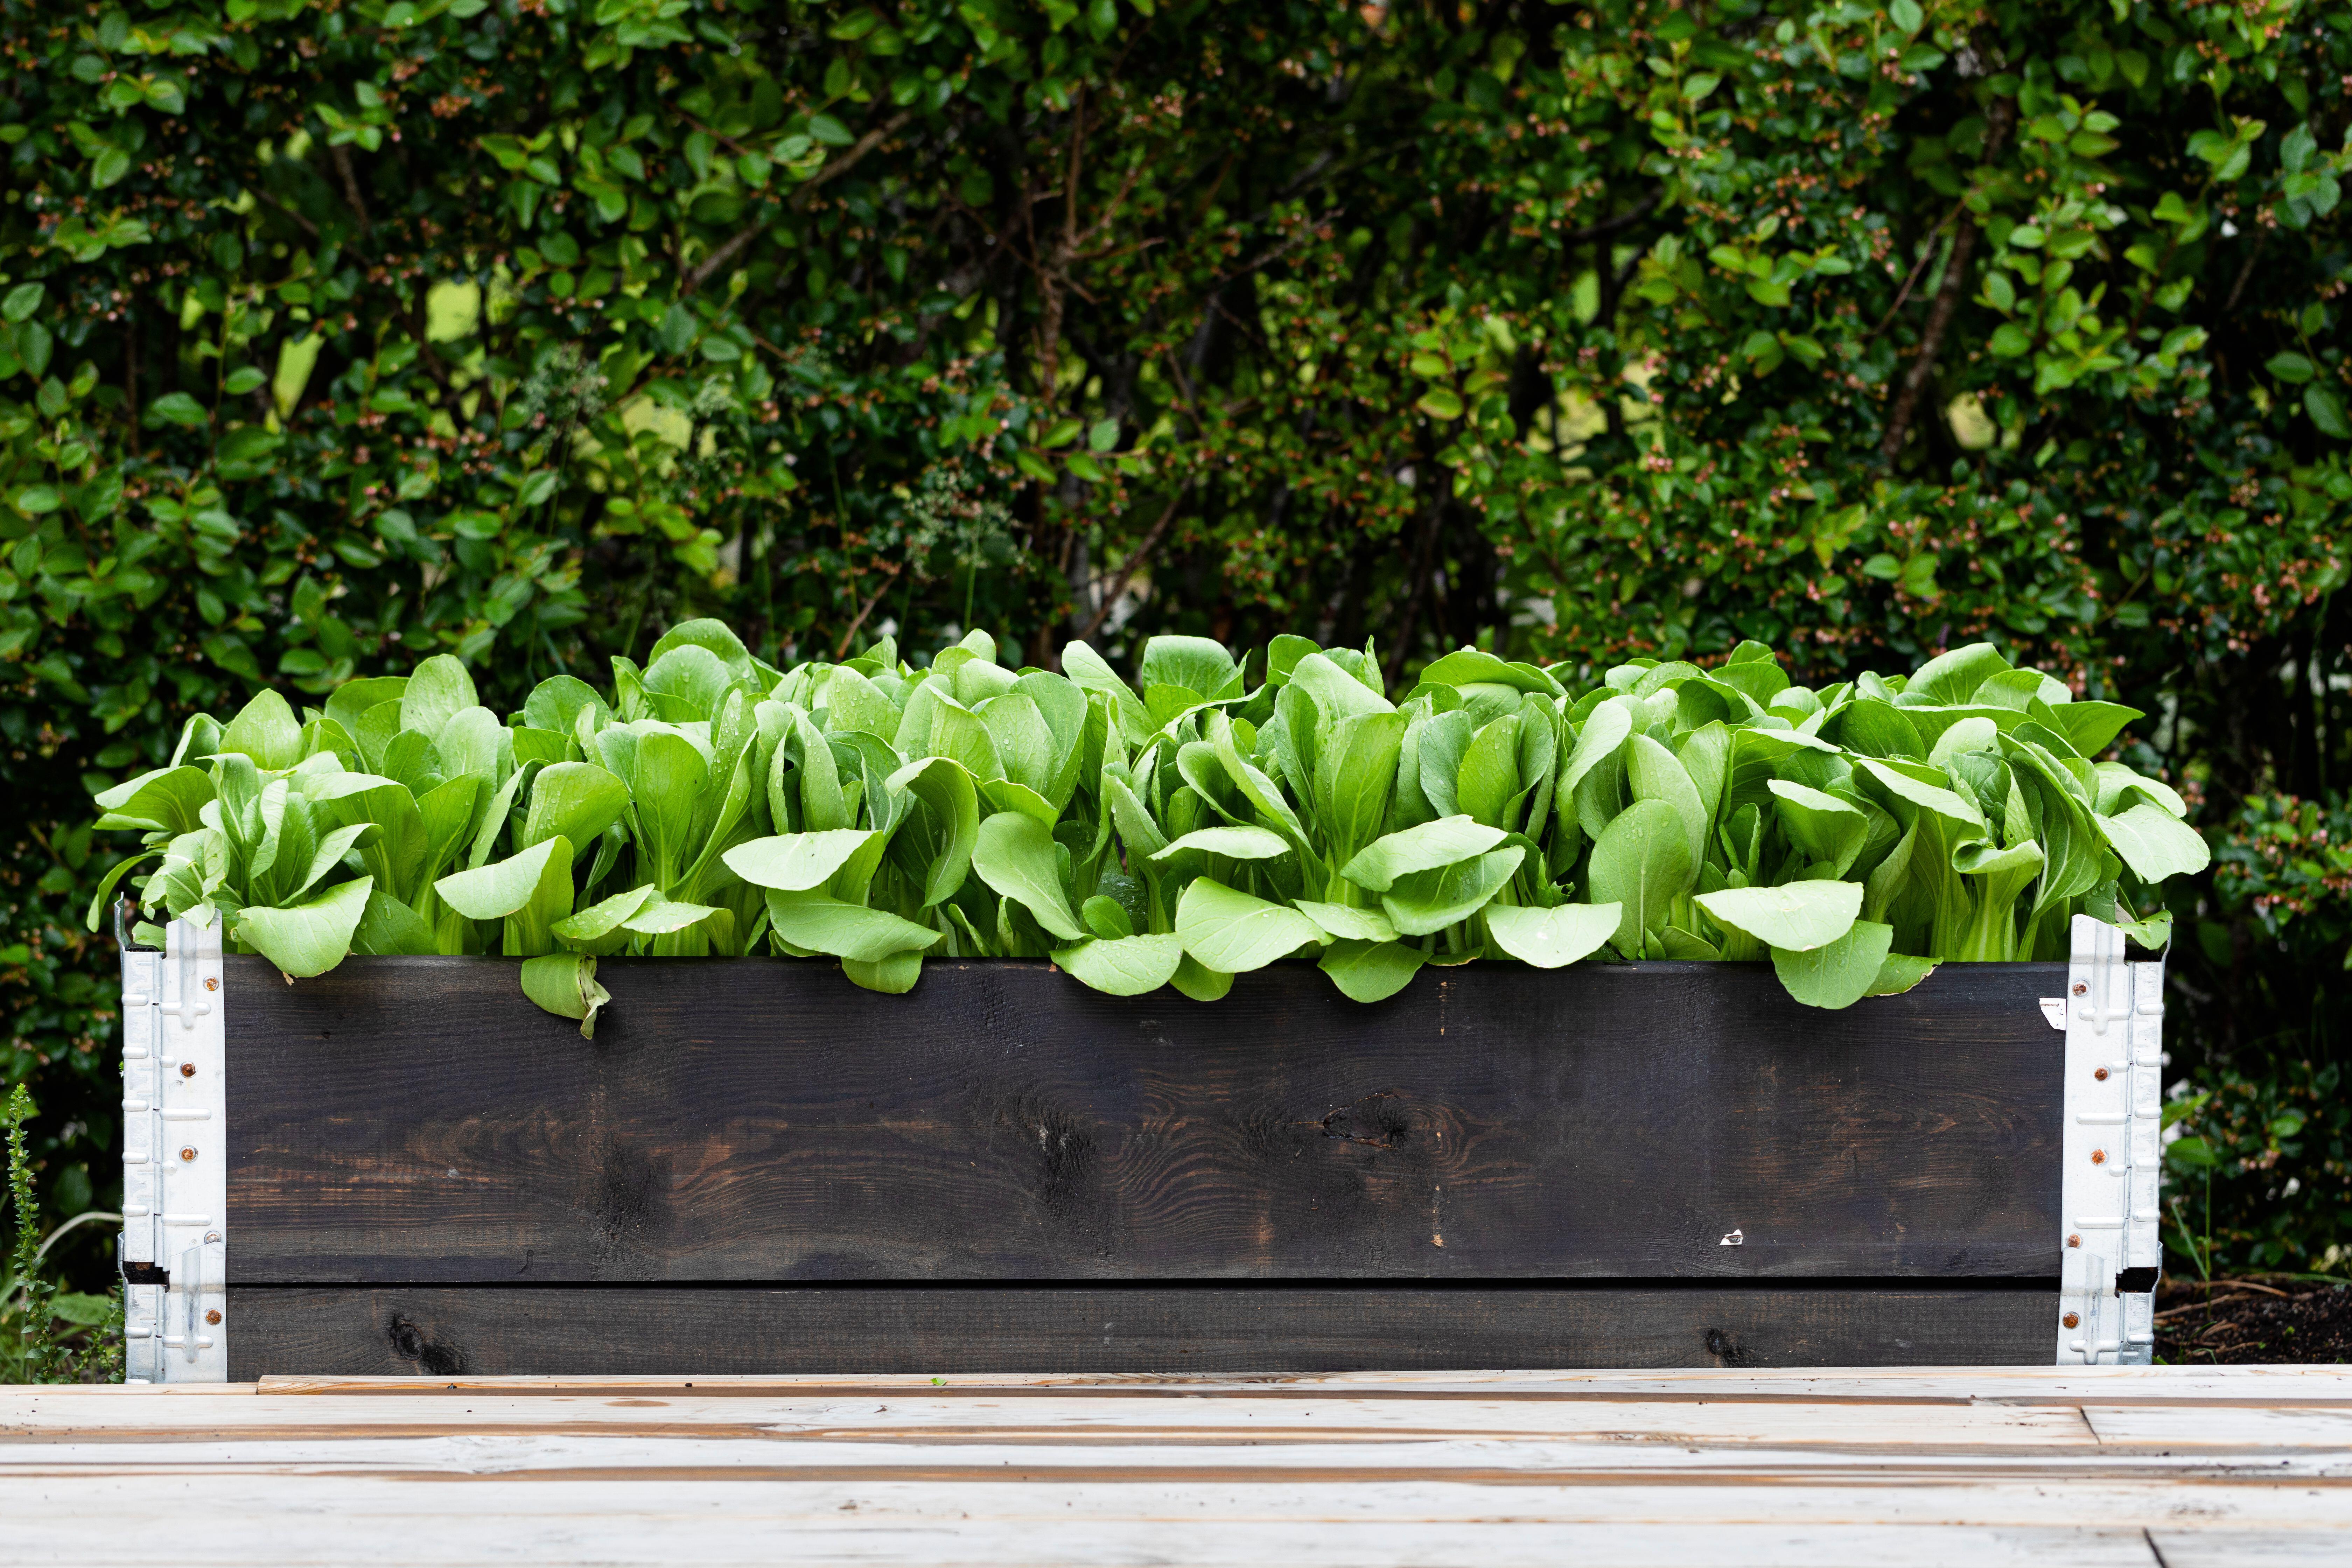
[1175,877,1320,971]
[521,951,610,1039]
[234,875,373,978]
[1483,902,1622,968]
[971,810,1085,939]
[1055,932,1185,995]
[1318,938,1427,1002]
[1772,918,1897,1009]
[1695,880,1864,952]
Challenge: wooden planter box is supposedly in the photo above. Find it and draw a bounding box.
[117,919,2165,1379]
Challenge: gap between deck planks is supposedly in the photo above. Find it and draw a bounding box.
[5,1369,2347,1567]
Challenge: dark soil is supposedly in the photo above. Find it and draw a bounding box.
[2156,1276,2352,1363]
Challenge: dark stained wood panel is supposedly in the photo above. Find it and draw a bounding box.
[226,1284,2059,1378]
[224,956,2066,1284]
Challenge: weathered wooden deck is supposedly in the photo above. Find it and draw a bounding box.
[6,1367,2347,1564]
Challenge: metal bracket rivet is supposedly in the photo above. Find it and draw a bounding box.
[2063,1312,2080,1329]
[2091,1149,2107,1165]
[179,1063,196,1078]
[177,1147,196,1162]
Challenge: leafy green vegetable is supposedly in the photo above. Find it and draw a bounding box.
[1054,933,1186,995]
[1176,878,1321,972]
[1696,882,1865,954]
[87,627,2205,1021]
[520,952,611,1040]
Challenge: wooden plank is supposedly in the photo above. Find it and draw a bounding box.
[222,1284,2057,1378]
[0,1389,2106,1449]
[224,956,2065,1284]
[0,1494,2182,1568]
[2083,1405,2352,1448]
[9,1372,2347,1567]
[2148,1535,2352,1568]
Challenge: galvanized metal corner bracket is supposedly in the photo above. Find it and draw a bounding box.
[2048,914,2161,1366]
[120,917,229,1382]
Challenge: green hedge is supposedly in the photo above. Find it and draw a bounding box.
[4,0,2349,1307]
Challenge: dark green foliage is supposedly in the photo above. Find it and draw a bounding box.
[2164,793,2352,1275]
[2,0,2348,1299]
[4,1082,119,1381]
[2,1085,64,1381]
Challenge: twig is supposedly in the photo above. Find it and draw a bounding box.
[1865,200,1965,344]
[833,566,901,660]
[1209,210,1342,290]
[684,110,913,294]
[1074,485,1188,642]
[1559,189,1660,247]
[252,187,322,239]
[1879,102,2013,467]
[1035,90,1090,400]
[2223,229,2270,314]
[1876,222,1976,465]
[330,144,372,234]
[668,110,755,160]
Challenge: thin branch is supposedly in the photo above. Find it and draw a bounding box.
[833,566,901,660]
[683,110,913,294]
[330,144,372,234]
[1035,90,1089,400]
[1072,157,1145,253]
[1558,189,1660,247]
[252,187,322,240]
[668,111,755,160]
[944,192,1039,272]
[1063,88,1086,258]
[2223,229,2270,315]
[1876,221,1976,467]
[1208,209,1343,290]
[1877,102,2014,468]
[1864,199,1965,344]
[1074,485,1188,643]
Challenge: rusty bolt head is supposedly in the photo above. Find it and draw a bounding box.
[205,1309,222,1326]
[2067,1234,2082,1248]
[2094,1067,2109,1081]
[204,977,218,992]
[178,1147,196,1162]
[2091,1148,2107,1165]
[2062,1312,2080,1329]
[2071,981,2088,996]
[180,1063,196,1078]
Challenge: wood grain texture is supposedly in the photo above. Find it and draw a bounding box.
[223,956,2065,1284]
[223,1284,2059,1378]
[10,1370,2349,1567]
